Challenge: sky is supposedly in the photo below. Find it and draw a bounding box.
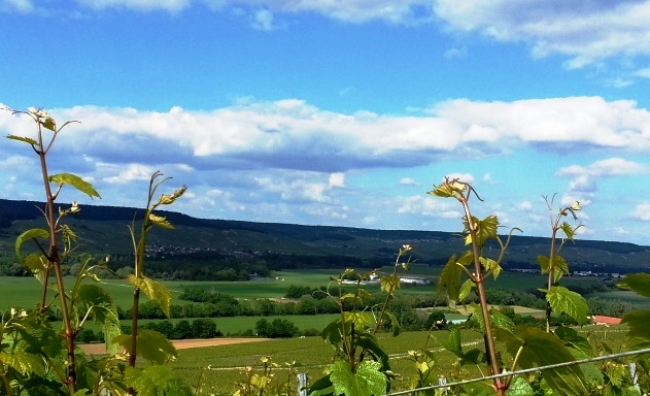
[2,1,650,246]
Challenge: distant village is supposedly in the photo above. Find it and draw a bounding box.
[511,268,622,278]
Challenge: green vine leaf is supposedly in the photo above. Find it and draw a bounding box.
[618,273,650,298]
[308,375,334,396]
[125,366,193,396]
[480,257,502,279]
[6,134,38,145]
[23,253,47,284]
[127,275,172,317]
[39,114,57,131]
[148,213,174,229]
[427,180,466,199]
[48,172,101,198]
[490,309,515,333]
[622,310,650,341]
[464,215,498,246]
[493,326,588,395]
[15,228,49,259]
[438,254,464,302]
[458,278,475,302]
[545,286,588,325]
[354,332,390,371]
[441,327,484,365]
[329,360,386,396]
[0,349,46,377]
[382,310,401,336]
[537,254,569,283]
[114,329,177,364]
[506,375,535,396]
[380,274,400,295]
[75,284,121,353]
[559,221,578,240]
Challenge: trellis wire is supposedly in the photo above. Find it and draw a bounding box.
[384,347,650,396]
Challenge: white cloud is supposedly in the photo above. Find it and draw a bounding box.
[301,204,349,220]
[329,173,345,188]
[400,177,418,186]
[433,0,650,68]
[206,0,435,24]
[632,202,650,221]
[396,195,460,218]
[102,163,157,184]
[634,68,650,78]
[517,200,533,211]
[0,0,33,12]
[254,172,343,203]
[433,97,650,150]
[443,46,467,60]
[5,97,650,181]
[251,8,278,31]
[444,173,474,183]
[557,157,647,193]
[75,0,189,12]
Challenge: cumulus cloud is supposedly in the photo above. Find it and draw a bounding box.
[432,97,650,150]
[4,98,650,239]
[557,157,647,193]
[434,0,650,68]
[632,202,650,221]
[400,177,418,186]
[396,195,460,218]
[4,97,650,180]
[253,171,344,203]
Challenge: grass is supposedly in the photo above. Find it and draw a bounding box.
[0,271,617,312]
[170,325,633,395]
[170,329,484,395]
[136,314,342,335]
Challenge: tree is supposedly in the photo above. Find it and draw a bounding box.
[256,318,298,338]
[172,320,193,339]
[297,295,317,315]
[192,318,218,338]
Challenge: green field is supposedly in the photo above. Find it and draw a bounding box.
[132,314,341,335]
[587,290,650,309]
[0,270,617,312]
[171,330,480,395]
[167,325,630,395]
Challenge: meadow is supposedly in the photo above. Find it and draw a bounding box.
[0,269,614,313]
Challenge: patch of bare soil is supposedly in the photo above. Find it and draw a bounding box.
[80,337,270,355]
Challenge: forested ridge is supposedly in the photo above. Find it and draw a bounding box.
[1,198,649,279]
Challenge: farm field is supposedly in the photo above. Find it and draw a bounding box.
[587,290,650,310]
[171,330,478,395]
[135,314,341,335]
[0,270,620,313]
[163,325,630,395]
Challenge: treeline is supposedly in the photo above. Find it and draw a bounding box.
[77,318,221,343]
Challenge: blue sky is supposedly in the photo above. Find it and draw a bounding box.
[2,1,650,245]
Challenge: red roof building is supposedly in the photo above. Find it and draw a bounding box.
[591,315,622,325]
